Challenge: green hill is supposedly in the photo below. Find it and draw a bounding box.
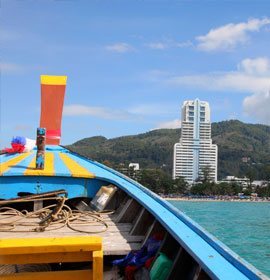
[67,120,270,180]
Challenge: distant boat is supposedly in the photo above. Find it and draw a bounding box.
[0,76,268,280]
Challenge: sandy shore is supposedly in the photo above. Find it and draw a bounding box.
[163,197,270,202]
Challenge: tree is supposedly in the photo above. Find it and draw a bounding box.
[245,168,256,188]
[170,177,188,194]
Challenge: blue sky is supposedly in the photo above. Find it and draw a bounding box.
[1,0,270,147]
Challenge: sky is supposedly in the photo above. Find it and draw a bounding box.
[1,0,270,148]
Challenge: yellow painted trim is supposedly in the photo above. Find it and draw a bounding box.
[0,251,93,264]
[40,75,67,85]
[24,152,55,176]
[59,153,95,178]
[0,236,102,255]
[0,153,31,175]
[0,236,102,280]
[93,250,103,280]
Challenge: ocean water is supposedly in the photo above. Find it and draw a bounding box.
[169,201,270,277]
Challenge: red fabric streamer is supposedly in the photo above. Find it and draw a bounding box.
[2,143,25,154]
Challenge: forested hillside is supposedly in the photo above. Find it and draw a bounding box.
[67,120,270,180]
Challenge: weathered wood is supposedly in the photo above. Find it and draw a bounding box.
[0,214,144,256]
[130,208,153,236]
[193,265,202,280]
[168,248,199,279]
[143,219,166,246]
[103,242,141,255]
[142,219,156,246]
[105,190,127,211]
[166,247,183,280]
[115,199,141,223]
[149,232,168,270]
[197,269,211,280]
[35,127,46,170]
[33,200,43,211]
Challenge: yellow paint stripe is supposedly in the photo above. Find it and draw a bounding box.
[59,153,95,178]
[40,75,67,85]
[0,153,31,175]
[24,152,55,176]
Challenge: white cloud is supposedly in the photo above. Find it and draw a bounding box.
[105,43,134,53]
[154,119,181,129]
[63,105,134,120]
[243,91,270,124]
[145,42,167,50]
[145,40,192,50]
[175,41,193,48]
[169,73,270,93]
[197,18,270,51]
[166,57,270,125]
[238,57,270,75]
[167,57,270,93]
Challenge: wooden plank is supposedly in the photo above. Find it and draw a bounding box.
[104,242,141,255]
[142,219,156,246]
[115,199,141,223]
[93,250,103,280]
[149,232,168,270]
[167,248,199,279]
[0,224,132,236]
[104,190,127,211]
[193,265,202,280]
[0,236,102,255]
[0,228,139,240]
[166,247,183,280]
[130,208,153,236]
[0,251,93,264]
[0,269,93,280]
[197,269,211,280]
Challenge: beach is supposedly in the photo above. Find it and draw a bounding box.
[163,196,270,202]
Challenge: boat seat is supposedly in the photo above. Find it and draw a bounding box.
[0,236,103,280]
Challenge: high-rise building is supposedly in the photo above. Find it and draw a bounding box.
[173,99,218,184]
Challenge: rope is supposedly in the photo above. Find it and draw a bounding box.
[0,196,111,234]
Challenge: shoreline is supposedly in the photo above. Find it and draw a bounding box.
[163,197,270,202]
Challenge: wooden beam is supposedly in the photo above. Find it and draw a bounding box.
[115,198,141,223]
[0,251,92,264]
[130,208,153,236]
[0,236,102,255]
[93,250,103,280]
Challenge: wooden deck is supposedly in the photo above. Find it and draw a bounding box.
[0,208,144,255]
[0,213,143,255]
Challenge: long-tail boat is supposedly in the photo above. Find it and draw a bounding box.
[0,75,268,280]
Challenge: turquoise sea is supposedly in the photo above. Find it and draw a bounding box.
[169,201,270,277]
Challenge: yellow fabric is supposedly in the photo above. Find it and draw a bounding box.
[40,75,67,85]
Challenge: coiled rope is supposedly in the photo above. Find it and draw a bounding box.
[0,196,111,234]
